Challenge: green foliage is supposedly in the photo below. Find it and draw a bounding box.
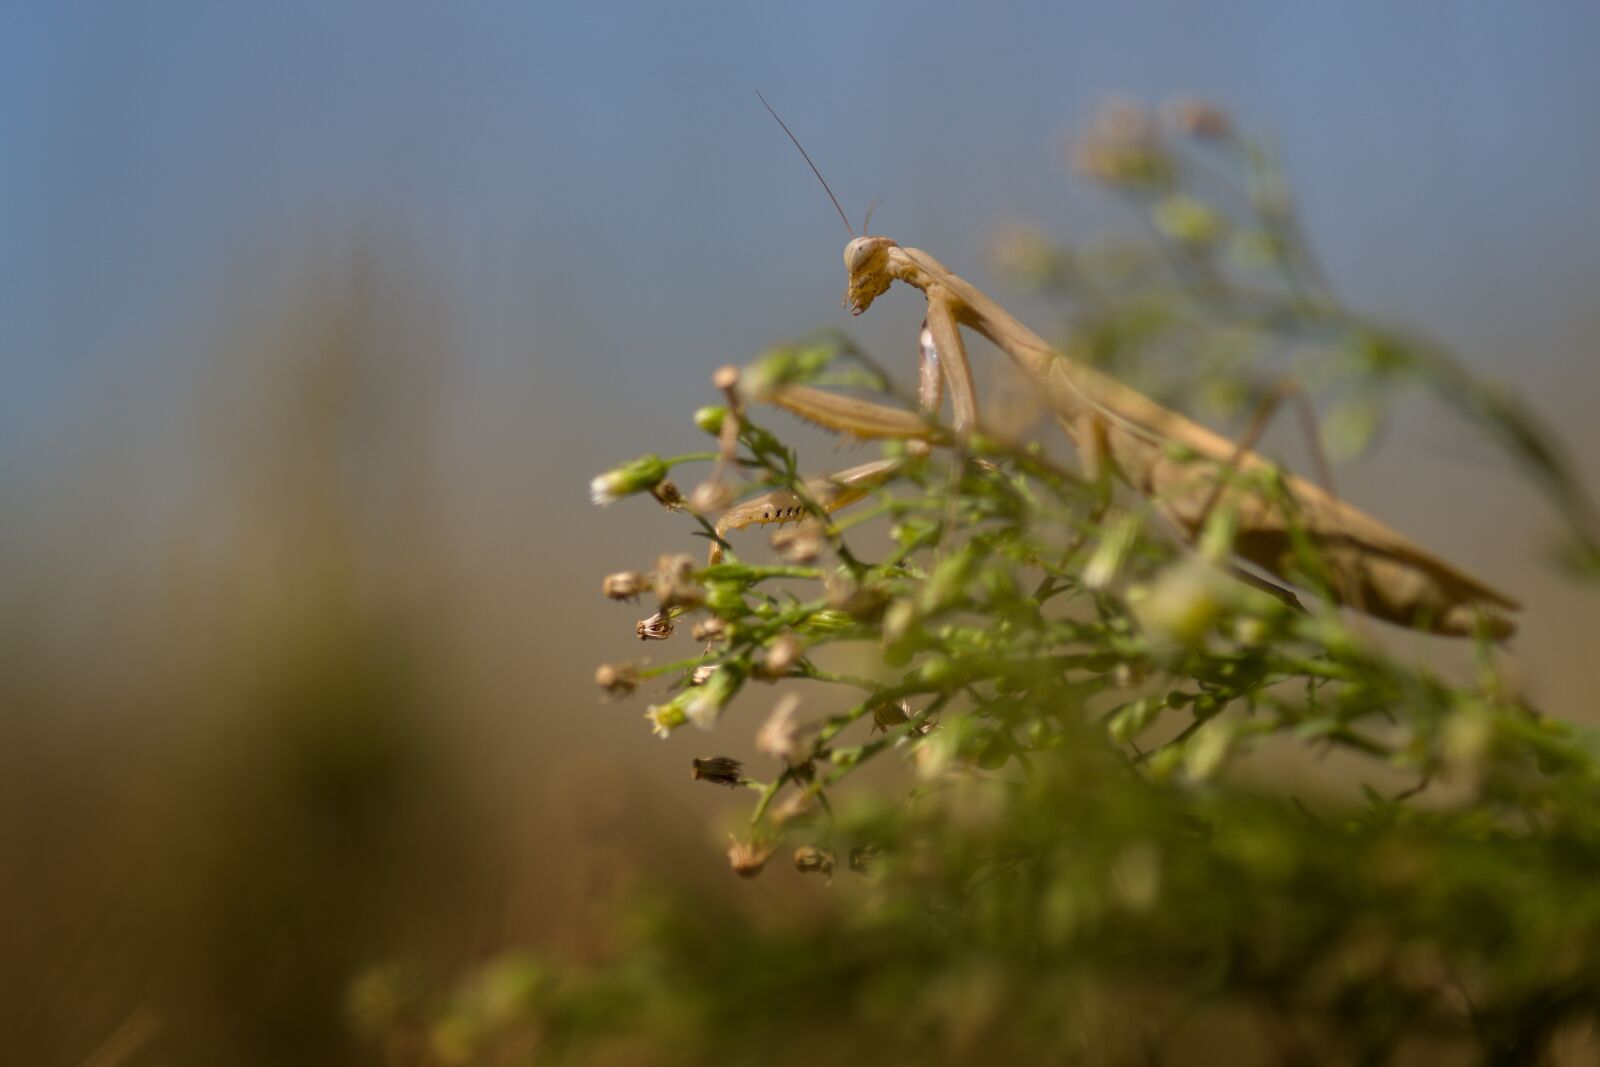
[370,100,1600,1065]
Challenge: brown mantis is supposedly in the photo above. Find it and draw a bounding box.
[713,98,1518,639]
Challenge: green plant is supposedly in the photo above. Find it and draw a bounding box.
[365,98,1600,1067]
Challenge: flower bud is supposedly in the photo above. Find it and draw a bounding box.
[694,405,728,436]
[589,454,668,506]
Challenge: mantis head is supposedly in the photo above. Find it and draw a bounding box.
[843,235,897,315]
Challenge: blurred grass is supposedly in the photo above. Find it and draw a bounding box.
[0,249,731,1065]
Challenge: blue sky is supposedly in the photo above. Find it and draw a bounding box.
[5,3,1600,461]
[4,3,1600,667]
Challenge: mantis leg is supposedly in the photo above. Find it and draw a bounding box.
[713,326,951,563]
[709,458,902,563]
[922,287,979,434]
[917,318,944,415]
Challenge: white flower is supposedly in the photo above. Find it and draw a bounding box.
[589,455,668,507]
[645,702,686,738]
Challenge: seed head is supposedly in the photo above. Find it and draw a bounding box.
[690,756,744,787]
[651,480,684,508]
[793,845,835,877]
[652,554,703,611]
[594,662,639,698]
[636,611,675,641]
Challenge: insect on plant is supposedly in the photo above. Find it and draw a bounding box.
[712,93,1519,639]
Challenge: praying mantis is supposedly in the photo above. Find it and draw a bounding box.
[712,98,1518,639]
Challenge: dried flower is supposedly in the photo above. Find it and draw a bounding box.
[1070,98,1170,186]
[771,522,825,563]
[651,480,684,508]
[636,611,675,641]
[826,575,889,621]
[755,634,804,680]
[690,756,743,786]
[689,663,717,686]
[793,845,834,877]
[848,844,881,874]
[1163,96,1231,139]
[589,454,668,507]
[692,617,728,644]
[756,694,816,766]
[727,835,776,879]
[594,662,639,698]
[770,789,819,827]
[602,571,647,601]
[689,480,734,515]
[652,554,703,611]
[872,700,911,734]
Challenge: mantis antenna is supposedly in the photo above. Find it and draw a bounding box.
[756,90,854,237]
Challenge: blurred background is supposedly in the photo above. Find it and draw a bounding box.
[3,3,1598,1062]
